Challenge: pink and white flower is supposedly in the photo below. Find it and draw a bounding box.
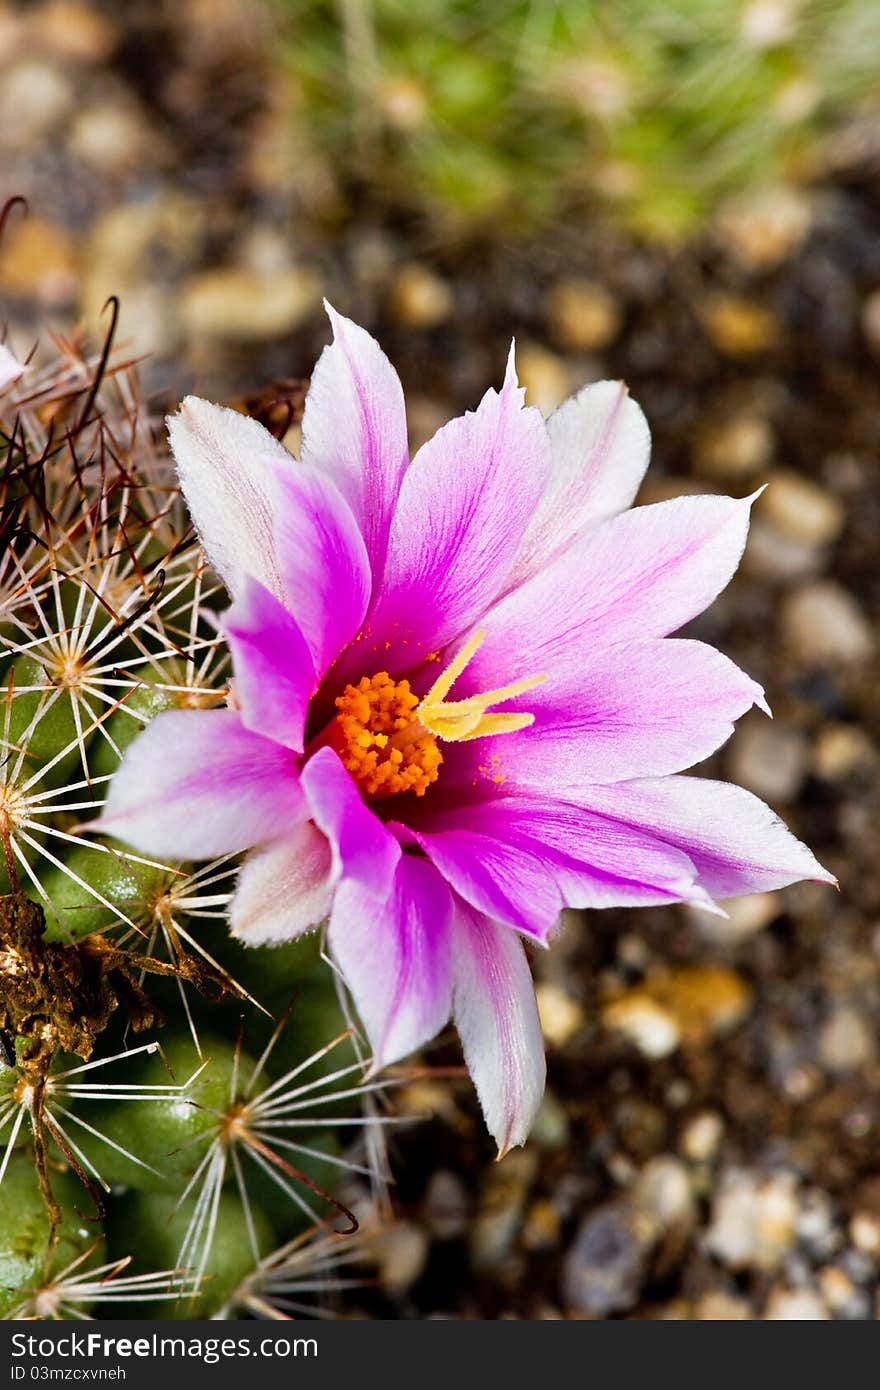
[94,305,833,1154]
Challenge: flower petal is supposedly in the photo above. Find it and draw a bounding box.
[223,577,315,752]
[0,343,25,391]
[404,795,711,938]
[573,775,836,897]
[300,303,408,579]
[230,823,334,945]
[466,492,758,692]
[271,459,372,678]
[447,638,767,792]
[353,345,550,674]
[451,900,545,1156]
[301,746,401,898]
[509,380,650,588]
[329,853,453,1070]
[167,397,293,599]
[92,710,305,859]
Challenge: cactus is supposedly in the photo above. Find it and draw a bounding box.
[0,337,390,1319]
[279,0,880,241]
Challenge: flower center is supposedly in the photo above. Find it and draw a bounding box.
[328,630,546,801]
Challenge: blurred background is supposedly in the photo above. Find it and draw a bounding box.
[2,0,880,1319]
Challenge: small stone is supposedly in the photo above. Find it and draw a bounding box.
[849,1211,880,1259]
[546,278,621,352]
[529,1090,570,1151]
[743,520,825,582]
[796,1189,840,1261]
[29,1,118,62]
[0,61,73,146]
[764,1287,828,1320]
[69,101,164,176]
[818,1265,864,1318]
[759,471,845,548]
[781,581,874,667]
[516,345,570,417]
[562,1204,646,1316]
[374,1221,429,1296]
[727,720,808,805]
[391,264,453,328]
[470,1149,537,1272]
[706,1169,799,1271]
[699,892,779,944]
[522,1199,561,1252]
[602,995,680,1059]
[818,1007,875,1075]
[535,983,583,1047]
[861,289,880,358]
[181,267,319,341]
[680,1111,724,1163]
[701,293,779,356]
[423,1170,468,1241]
[693,1290,753,1320]
[0,218,77,307]
[694,413,775,480]
[813,724,875,781]
[632,1156,695,1236]
[715,186,811,271]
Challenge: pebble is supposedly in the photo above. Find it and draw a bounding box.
[522,1199,561,1252]
[28,1,118,63]
[693,1290,753,1320]
[529,1090,570,1151]
[535,983,583,1047]
[727,720,808,805]
[848,1211,880,1259]
[817,1265,867,1318]
[423,1170,469,1241]
[632,1156,695,1237]
[796,1190,840,1261]
[759,470,845,547]
[562,1204,646,1317]
[602,994,680,1059]
[715,185,811,271]
[818,1007,875,1075]
[181,266,319,341]
[680,1111,724,1164]
[781,581,874,666]
[391,264,453,327]
[0,60,73,146]
[694,412,775,480]
[696,891,779,945]
[546,278,621,352]
[515,345,571,417]
[68,100,162,175]
[764,1286,829,1320]
[812,723,875,781]
[374,1221,430,1297]
[701,293,779,356]
[0,217,78,306]
[469,1150,537,1272]
[743,520,826,582]
[705,1169,799,1271]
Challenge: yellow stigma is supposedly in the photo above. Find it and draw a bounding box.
[330,631,545,801]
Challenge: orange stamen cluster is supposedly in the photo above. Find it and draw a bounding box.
[331,672,443,800]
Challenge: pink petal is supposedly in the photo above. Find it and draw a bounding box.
[271,459,372,678]
[0,343,25,391]
[223,577,315,752]
[465,492,758,693]
[329,854,453,1069]
[356,345,550,673]
[167,397,294,599]
[301,746,401,898]
[446,638,767,792]
[403,795,711,938]
[300,303,408,579]
[509,380,650,588]
[451,901,545,1156]
[574,775,836,898]
[92,710,305,859]
[230,823,334,945]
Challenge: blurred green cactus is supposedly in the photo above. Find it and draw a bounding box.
[280,0,880,240]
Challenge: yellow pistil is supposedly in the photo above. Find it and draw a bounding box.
[330,631,545,801]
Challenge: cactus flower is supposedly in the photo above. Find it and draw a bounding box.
[95,305,833,1153]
